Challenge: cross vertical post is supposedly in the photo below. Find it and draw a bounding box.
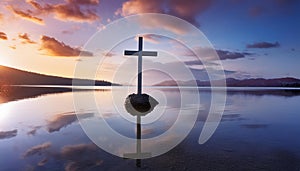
[137,37,143,95]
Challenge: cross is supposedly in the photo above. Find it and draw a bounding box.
[124,37,158,94]
[123,115,151,167]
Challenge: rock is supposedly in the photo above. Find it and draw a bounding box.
[124,93,159,116]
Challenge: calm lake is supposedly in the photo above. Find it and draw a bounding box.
[0,86,300,170]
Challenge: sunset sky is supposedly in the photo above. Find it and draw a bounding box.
[0,0,299,82]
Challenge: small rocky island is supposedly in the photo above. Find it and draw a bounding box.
[125,93,159,116]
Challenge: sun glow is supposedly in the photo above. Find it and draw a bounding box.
[0,41,17,66]
[0,103,11,125]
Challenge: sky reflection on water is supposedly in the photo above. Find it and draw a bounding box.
[0,87,300,170]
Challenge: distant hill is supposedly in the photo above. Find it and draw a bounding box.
[0,65,112,86]
[1,65,299,87]
[155,77,300,87]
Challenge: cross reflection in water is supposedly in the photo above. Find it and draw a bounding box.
[123,93,159,167]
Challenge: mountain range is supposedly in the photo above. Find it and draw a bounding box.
[155,77,300,87]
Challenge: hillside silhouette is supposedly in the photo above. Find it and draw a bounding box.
[155,77,300,87]
[0,65,112,86]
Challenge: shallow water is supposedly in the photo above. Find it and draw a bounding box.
[0,87,300,170]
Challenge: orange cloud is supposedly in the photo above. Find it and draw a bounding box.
[119,0,163,16]
[138,34,166,44]
[46,111,93,132]
[0,13,3,21]
[136,15,192,35]
[47,4,99,23]
[0,32,8,40]
[27,0,100,23]
[40,35,93,57]
[7,5,44,25]
[116,0,214,35]
[118,0,213,26]
[9,45,17,50]
[67,0,100,5]
[18,33,36,44]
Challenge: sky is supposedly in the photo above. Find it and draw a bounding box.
[0,0,299,83]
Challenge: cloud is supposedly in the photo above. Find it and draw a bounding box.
[65,160,103,171]
[102,51,117,57]
[67,0,100,5]
[247,41,280,48]
[7,5,44,25]
[0,129,17,139]
[9,45,16,49]
[60,144,98,160]
[118,0,213,27]
[37,158,48,166]
[116,0,213,34]
[0,13,3,21]
[40,35,93,57]
[141,128,155,135]
[27,129,37,136]
[183,47,252,60]
[221,114,245,122]
[23,142,51,158]
[118,0,163,16]
[22,142,102,169]
[137,15,193,34]
[61,26,81,34]
[139,34,166,44]
[184,60,204,66]
[0,32,8,40]
[18,33,36,44]
[46,4,99,23]
[240,124,269,129]
[27,0,100,23]
[60,143,103,170]
[46,111,93,132]
[168,0,213,25]
[216,50,251,60]
[27,126,42,136]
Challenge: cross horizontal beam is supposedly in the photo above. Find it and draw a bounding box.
[123,152,152,159]
[124,50,157,56]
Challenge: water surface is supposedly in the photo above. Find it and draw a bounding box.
[0,86,300,170]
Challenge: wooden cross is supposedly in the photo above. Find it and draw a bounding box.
[124,37,158,94]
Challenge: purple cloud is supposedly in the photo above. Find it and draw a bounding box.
[247,42,280,48]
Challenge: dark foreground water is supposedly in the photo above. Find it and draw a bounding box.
[0,86,300,171]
